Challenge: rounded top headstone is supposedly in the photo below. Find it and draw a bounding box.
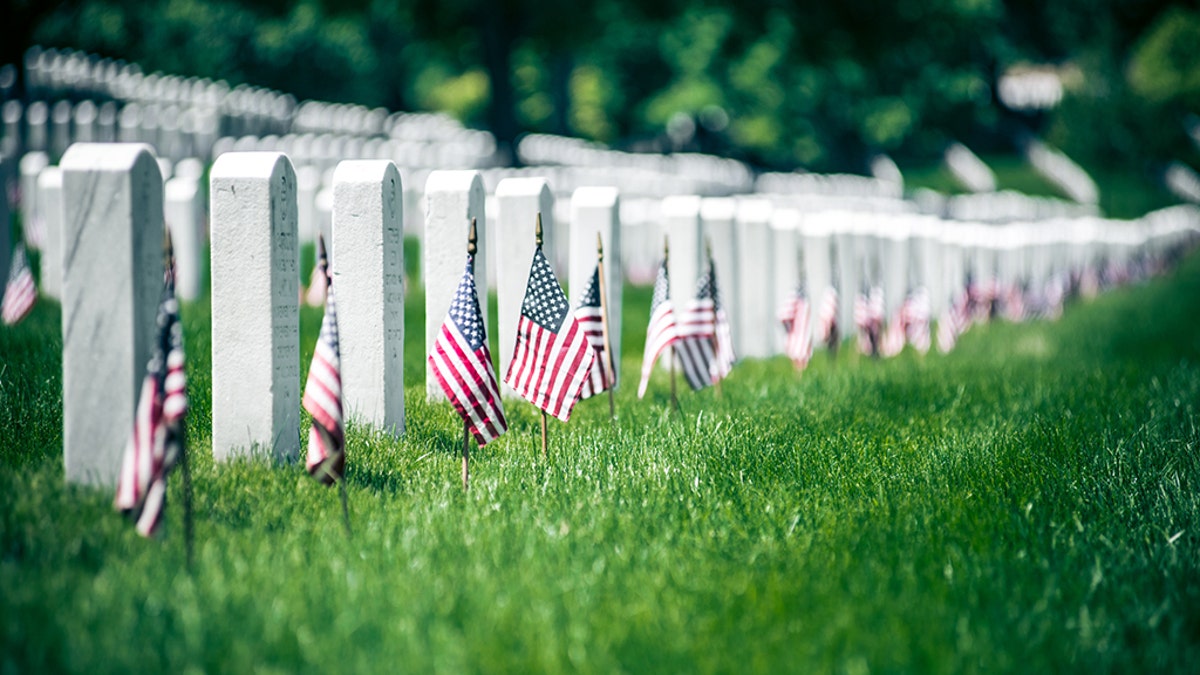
[61,143,159,178]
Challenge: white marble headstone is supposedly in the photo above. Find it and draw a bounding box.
[164,176,206,301]
[570,186,622,382]
[36,165,64,300]
[424,170,487,400]
[209,152,300,462]
[61,143,163,486]
[700,197,739,350]
[494,177,554,395]
[331,160,405,435]
[19,151,48,249]
[661,195,703,303]
[735,198,774,358]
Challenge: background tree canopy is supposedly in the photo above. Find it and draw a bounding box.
[5,0,1199,172]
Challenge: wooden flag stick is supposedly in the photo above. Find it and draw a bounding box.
[534,214,551,461]
[596,233,617,422]
[166,229,196,570]
[462,423,471,490]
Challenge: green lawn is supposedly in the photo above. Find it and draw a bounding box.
[2,245,1199,673]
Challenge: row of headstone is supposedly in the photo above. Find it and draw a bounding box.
[1024,139,1099,205]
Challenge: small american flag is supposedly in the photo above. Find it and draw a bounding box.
[675,263,718,390]
[817,286,839,351]
[903,287,931,354]
[505,247,595,421]
[305,261,328,307]
[303,241,345,485]
[783,288,813,370]
[1002,282,1027,322]
[430,253,508,445]
[709,258,735,382]
[1,244,37,326]
[637,258,679,398]
[936,291,971,353]
[573,266,612,400]
[115,266,187,537]
[854,286,884,356]
[880,307,906,358]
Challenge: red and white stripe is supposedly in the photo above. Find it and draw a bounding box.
[2,245,37,326]
[785,293,812,370]
[936,292,970,354]
[574,304,610,400]
[506,314,594,422]
[817,286,839,349]
[303,279,345,485]
[676,294,716,390]
[637,261,678,399]
[432,317,508,445]
[903,288,931,354]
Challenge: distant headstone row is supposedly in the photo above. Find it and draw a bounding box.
[44,142,1200,487]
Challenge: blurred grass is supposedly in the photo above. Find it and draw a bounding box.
[1,235,1199,672]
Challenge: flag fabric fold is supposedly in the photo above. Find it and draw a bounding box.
[637,259,679,398]
[854,286,884,356]
[430,254,508,445]
[303,248,345,485]
[904,287,932,354]
[115,267,187,537]
[2,244,37,326]
[676,263,718,390]
[817,286,839,351]
[504,247,595,421]
[573,266,613,401]
[784,289,813,370]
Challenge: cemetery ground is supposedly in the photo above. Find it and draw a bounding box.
[2,247,1199,673]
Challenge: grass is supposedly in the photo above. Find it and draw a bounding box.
[3,242,1200,673]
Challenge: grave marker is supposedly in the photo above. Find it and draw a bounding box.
[495,177,554,394]
[36,165,63,300]
[331,160,405,435]
[164,176,206,301]
[61,143,163,486]
[735,198,774,358]
[210,152,300,462]
[569,186,622,380]
[661,195,703,303]
[424,170,487,400]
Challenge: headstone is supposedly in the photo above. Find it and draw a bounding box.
[661,195,703,303]
[296,164,320,243]
[0,156,9,287]
[735,198,774,358]
[19,151,49,248]
[769,208,801,354]
[26,102,48,153]
[424,170,487,400]
[60,143,163,486]
[569,186,622,380]
[36,165,64,300]
[700,197,739,350]
[331,160,405,435]
[72,101,97,143]
[1,101,21,157]
[50,101,72,161]
[209,152,300,462]
[164,176,206,300]
[800,214,834,347]
[494,177,554,394]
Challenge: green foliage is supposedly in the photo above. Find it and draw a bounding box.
[2,239,1200,672]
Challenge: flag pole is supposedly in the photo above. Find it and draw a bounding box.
[318,234,352,537]
[596,233,617,422]
[536,214,550,460]
[166,230,195,570]
[463,219,478,490]
[706,238,722,398]
[664,236,681,413]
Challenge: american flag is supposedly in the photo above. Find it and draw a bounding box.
[709,258,735,383]
[2,244,37,326]
[305,261,328,307]
[504,247,595,421]
[783,288,813,370]
[903,287,931,354]
[675,263,718,390]
[303,241,345,485]
[880,309,906,358]
[1002,282,1027,322]
[573,266,612,400]
[817,286,839,351]
[936,291,971,354]
[430,252,507,445]
[637,258,679,398]
[854,286,884,356]
[115,265,187,537]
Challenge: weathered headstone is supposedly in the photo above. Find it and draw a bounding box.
[331,160,405,435]
[36,165,64,300]
[424,170,487,400]
[164,176,206,300]
[494,177,554,394]
[61,143,163,486]
[735,198,774,358]
[570,186,622,380]
[210,152,300,462]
